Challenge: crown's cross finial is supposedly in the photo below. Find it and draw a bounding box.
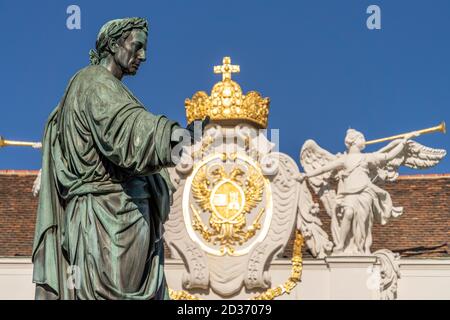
[214,56,240,81]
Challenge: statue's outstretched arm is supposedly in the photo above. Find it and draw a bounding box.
[384,140,407,161]
[374,131,420,164]
[306,158,343,178]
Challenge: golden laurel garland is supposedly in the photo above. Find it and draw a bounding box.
[168,231,304,300]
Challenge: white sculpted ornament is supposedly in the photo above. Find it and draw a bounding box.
[299,129,446,255]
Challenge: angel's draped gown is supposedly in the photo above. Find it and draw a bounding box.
[335,153,403,254]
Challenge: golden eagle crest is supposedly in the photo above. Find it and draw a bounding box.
[190,163,266,255]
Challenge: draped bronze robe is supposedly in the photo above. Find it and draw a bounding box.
[32,65,178,300]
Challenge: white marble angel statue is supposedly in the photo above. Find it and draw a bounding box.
[298,128,446,255]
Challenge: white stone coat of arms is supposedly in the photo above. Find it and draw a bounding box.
[164,57,332,297]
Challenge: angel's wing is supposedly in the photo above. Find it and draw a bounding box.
[300,140,338,191]
[372,139,447,182]
[300,140,339,218]
[32,169,42,197]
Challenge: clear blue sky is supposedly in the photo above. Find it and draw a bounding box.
[0,0,448,174]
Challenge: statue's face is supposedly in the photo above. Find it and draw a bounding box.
[345,131,366,151]
[355,135,366,151]
[114,29,147,76]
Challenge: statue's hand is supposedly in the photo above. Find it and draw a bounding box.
[186,116,210,144]
[295,172,307,183]
[403,131,421,141]
[32,142,42,149]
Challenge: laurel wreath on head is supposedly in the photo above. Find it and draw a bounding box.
[89,17,148,65]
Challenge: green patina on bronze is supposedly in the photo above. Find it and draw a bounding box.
[32,18,179,300]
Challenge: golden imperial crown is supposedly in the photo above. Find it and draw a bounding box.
[185,57,270,128]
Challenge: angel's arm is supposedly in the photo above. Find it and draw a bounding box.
[384,139,408,161]
[368,140,405,166]
[306,158,344,178]
[369,132,419,165]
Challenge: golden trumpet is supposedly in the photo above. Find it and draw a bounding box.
[365,121,446,146]
[0,136,42,148]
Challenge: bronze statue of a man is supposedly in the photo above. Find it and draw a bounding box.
[32,18,191,300]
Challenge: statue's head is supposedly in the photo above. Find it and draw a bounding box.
[89,17,148,76]
[345,128,366,151]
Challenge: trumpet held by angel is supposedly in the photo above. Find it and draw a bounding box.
[298,123,446,255]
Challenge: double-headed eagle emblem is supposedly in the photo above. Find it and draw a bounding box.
[191,163,265,254]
